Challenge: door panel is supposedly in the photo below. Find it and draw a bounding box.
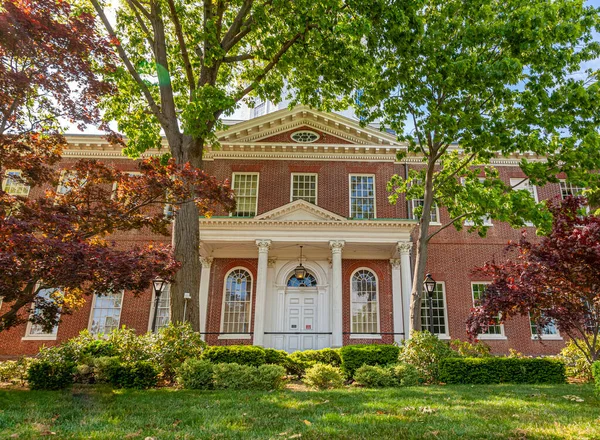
[284,292,318,352]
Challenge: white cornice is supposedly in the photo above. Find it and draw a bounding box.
[255,199,348,221]
[199,217,417,229]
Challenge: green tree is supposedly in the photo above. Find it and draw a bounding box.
[354,0,600,332]
[88,0,373,327]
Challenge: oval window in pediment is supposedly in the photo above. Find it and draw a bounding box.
[290,130,320,143]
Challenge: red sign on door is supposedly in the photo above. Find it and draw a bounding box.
[306,324,312,330]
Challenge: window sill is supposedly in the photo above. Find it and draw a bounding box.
[218,334,252,340]
[429,222,442,226]
[349,334,382,339]
[22,335,57,341]
[531,335,562,341]
[436,334,451,340]
[477,335,507,340]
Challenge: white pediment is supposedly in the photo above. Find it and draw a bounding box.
[254,199,347,222]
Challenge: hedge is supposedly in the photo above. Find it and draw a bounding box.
[592,361,600,394]
[340,344,400,378]
[27,360,74,390]
[439,357,566,384]
[202,345,266,367]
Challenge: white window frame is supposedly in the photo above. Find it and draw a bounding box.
[420,281,450,339]
[231,172,259,217]
[349,174,376,219]
[510,178,538,227]
[23,287,61,341]
[87,290,124,335]
[219,267,253,340]
[470,282,506,340]
[290,173,318,205]
[2,169,31,197]
[349,268,381,339]
[559,179,589,213]
[147,283,171,333]
[410,198,441,225]
[529,312,562,340]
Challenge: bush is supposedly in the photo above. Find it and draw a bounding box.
[286,348,342,378]
[203,345,266,367]
[213,363,255,390]
[399,331,456,383]
[353,365,395,388]
[176,358,214,390]
[152,322,206,381]
[27,360,74,390]
[593,361,600,394]
[559,336,600,382]
[91,356,121,383]
[0,358,33,385]
[81,339,117,358]
[106,360,159,389]
[391,363,420,387]
[439,357,566,384]
[303,363,344,390]
[449,339,491,358]
[340,344,400,378]
[254,364,287,391]
[264,348,289,366]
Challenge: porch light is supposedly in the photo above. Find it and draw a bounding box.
[294,245,307,280]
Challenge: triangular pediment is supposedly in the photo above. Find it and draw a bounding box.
[254,199,347,222]
[216,105,399,146]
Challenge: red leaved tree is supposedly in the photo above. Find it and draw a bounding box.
[467,197,600,364]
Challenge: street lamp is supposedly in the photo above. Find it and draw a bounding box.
[423,273,436,335]
[151,278,166,333]
[294,245,307,280]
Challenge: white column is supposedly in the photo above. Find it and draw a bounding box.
[199,257,213,341]
[390,259,403,344]
[253,239,271,346]
[398,242,413,338]
[329,240,345,347]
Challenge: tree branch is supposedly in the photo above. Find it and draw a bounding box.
[125,0,156,53]
[222,53,254,63]
[167,0,195,96]
[426,211,475,242]
[221,0,254,52]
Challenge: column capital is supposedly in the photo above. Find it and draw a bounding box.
[256,239,272,253]
[267,257,277,268]
[390,259,401,269]
[329,240,345,254]
[397,242,413,255]
[200,257,214,268]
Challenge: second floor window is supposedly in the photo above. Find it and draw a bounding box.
[350,175,375,219]
[510,178,538,227]
[89,291,123,335]
[232,173,259,217]
[2,170,30,197]
[291,174,317,204]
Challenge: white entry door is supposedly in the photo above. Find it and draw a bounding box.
[284,292,318,352]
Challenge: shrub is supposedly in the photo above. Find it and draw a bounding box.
[106,360,159,389]
[27,360,74,390]
[439,357,566,384]
[303,363,344,390]
[74,364,94,384]
[340,344,400,378]
[353,365,395,388]
[593,361,600,394]
[286,348,342,378]
[176,358,214,390]
[152,322,206,381]
[399,331,456,383]
[91,356,121,383]
[105,327,153,362]
[81,339,117,358]
[286,353,314,378]
[559,336,600,382]
[390,363,420,387]
[213,363,256,390]
[449,339,491,358]
[203,345,266,367]
[254,364,287,391]
[264,348,289,366]
[0,358,33,385]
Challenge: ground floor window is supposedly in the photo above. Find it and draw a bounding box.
[221,268,253,334]
[26,288,61,338]
[471,282,504,337]
[420,282,448,336]
[530,312,560,338]
[89,291,124,335]
[351,269,379,334]
[151,284,171,332]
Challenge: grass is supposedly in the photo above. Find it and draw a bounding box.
[0,384,598,439]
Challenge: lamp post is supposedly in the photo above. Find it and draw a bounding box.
[151,278,166,333]
[423,273,436,335]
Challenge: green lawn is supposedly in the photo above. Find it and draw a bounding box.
[0,384,598,439]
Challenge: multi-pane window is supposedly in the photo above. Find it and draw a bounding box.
[291,174,317,204]
[510,178,538,226]
[222,269,252,334]
[420,282,447,336]
[57,171,87,195]
[287,272,317,288]
[351,269,379,334]
[151,284,171,332]
[26,288,61,338]
[2,170,30,197]
[89,291,124,335]
[350,175,375,219]
[530,312,560,338]
[471,283,503,336]
[559,181,586,199]
[252,100,265,118]
[411,199,440,223]
[232,173,259,216]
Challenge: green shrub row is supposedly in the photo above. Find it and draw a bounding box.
[303,363,344,390]
[176,359,286,391]
[439,357,567,384]
[592,361,600,394]
[202,345,266,367]
[353,363,420,388]
[339,344,400,378]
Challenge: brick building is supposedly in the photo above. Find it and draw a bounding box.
[0,106,571,358]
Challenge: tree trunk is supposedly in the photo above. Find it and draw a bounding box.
[169,134,204,330]
[409,158,436,334]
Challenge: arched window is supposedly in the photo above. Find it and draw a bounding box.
[221,269,252,334]
[287,272,317,287]
[351,269,379,334]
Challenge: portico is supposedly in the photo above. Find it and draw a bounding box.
[198,200,415,351]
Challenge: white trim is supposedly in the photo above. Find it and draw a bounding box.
[349,334,382,340]
[2,169,31,197]
[349,267,381,336]
[232,172,259,217]
[290,173,318,205]
[87,290,124,335]
[23,287,61,341]
[470,282,506,340]
[147,283,171,333]
[510,178,538,227]
[421,281,450,338]
[349,174,376,219]
[529,312,562,340]
[219,266,254,335]
[290,130,321,143]
[410,198,441,226]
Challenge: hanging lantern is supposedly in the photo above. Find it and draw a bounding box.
[294,245,307,280]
